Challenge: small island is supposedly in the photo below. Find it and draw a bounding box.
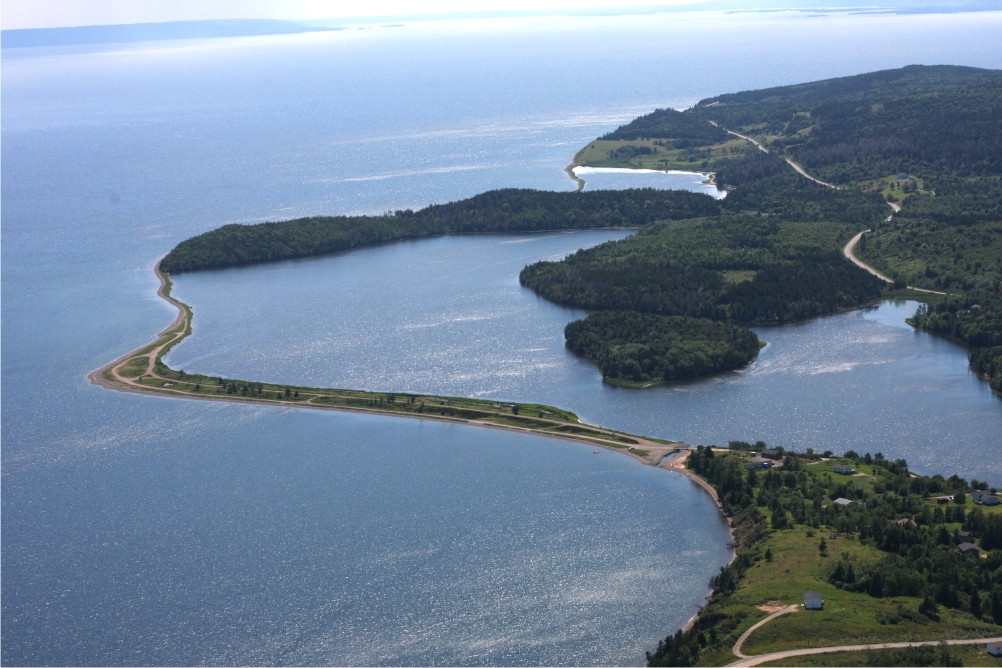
[564,312,762,387]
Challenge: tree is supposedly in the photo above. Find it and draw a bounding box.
[285,387,291,397]
[512,405,519,415]
[819,538,828,556]
[765,548,773,562]
[954,492,966,505]
[919,595,939,620]
[971,588,982,619]
[992,587,1002,625]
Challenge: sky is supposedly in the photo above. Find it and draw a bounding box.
[1,0,710,30]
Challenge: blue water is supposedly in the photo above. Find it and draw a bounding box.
[4,10,1002,665]
[166,240,1002,483]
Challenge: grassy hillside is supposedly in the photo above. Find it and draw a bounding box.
[647,446,1002,667]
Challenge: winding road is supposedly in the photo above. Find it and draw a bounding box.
[731,606,799,659]
[709,118,941,296]
[842,204,948,295]
[710,121,839,189]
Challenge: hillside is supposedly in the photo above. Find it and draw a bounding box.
[570,65,1002,391]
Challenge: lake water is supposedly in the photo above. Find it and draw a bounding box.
[4,10,1002,666]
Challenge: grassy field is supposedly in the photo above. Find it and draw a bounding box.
[574,137,752,172]
[858,174,934,204]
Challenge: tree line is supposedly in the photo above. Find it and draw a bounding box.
[159,188,721,273]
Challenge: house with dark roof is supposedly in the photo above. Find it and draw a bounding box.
[761,449,783,460]
[958,542,981,556]
[833,464,854,475]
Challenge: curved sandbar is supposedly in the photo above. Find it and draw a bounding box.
[90,260,701,470]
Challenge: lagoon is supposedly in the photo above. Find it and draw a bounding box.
[167,236,1002,484]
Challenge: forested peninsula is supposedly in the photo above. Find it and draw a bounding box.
[566,64,1002,391]
[159,188,719,273]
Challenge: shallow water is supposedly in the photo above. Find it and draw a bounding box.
[4,10,1002,665]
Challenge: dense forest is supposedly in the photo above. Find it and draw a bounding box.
[160,188,721,273]
[583,64,1002,391]
[563,312,761,385]
[695,65,1002,180]
[647,447,1002,667]
[720,167,888,224]
[520,217,884,323]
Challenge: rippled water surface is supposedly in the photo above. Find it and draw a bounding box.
[169,242,1002,483]
[4,10,1002,666]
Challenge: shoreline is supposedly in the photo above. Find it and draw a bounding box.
[89,260,697,472]
[564,147,586,191]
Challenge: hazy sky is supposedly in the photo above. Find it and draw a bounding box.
[2,0,709,30]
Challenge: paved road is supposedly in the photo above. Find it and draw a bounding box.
[726,635,1002,666]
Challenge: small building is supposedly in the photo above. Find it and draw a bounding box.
[958,542,980,556]
[988,642,1002,657]
[761,449,783,460]
[804,591,824,610]
[973,490,1000,506]
[833,464,855,475]
[897,172,911,180]
[834,497,854,506]
[747,457,773,470]
[893,518,917,527]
